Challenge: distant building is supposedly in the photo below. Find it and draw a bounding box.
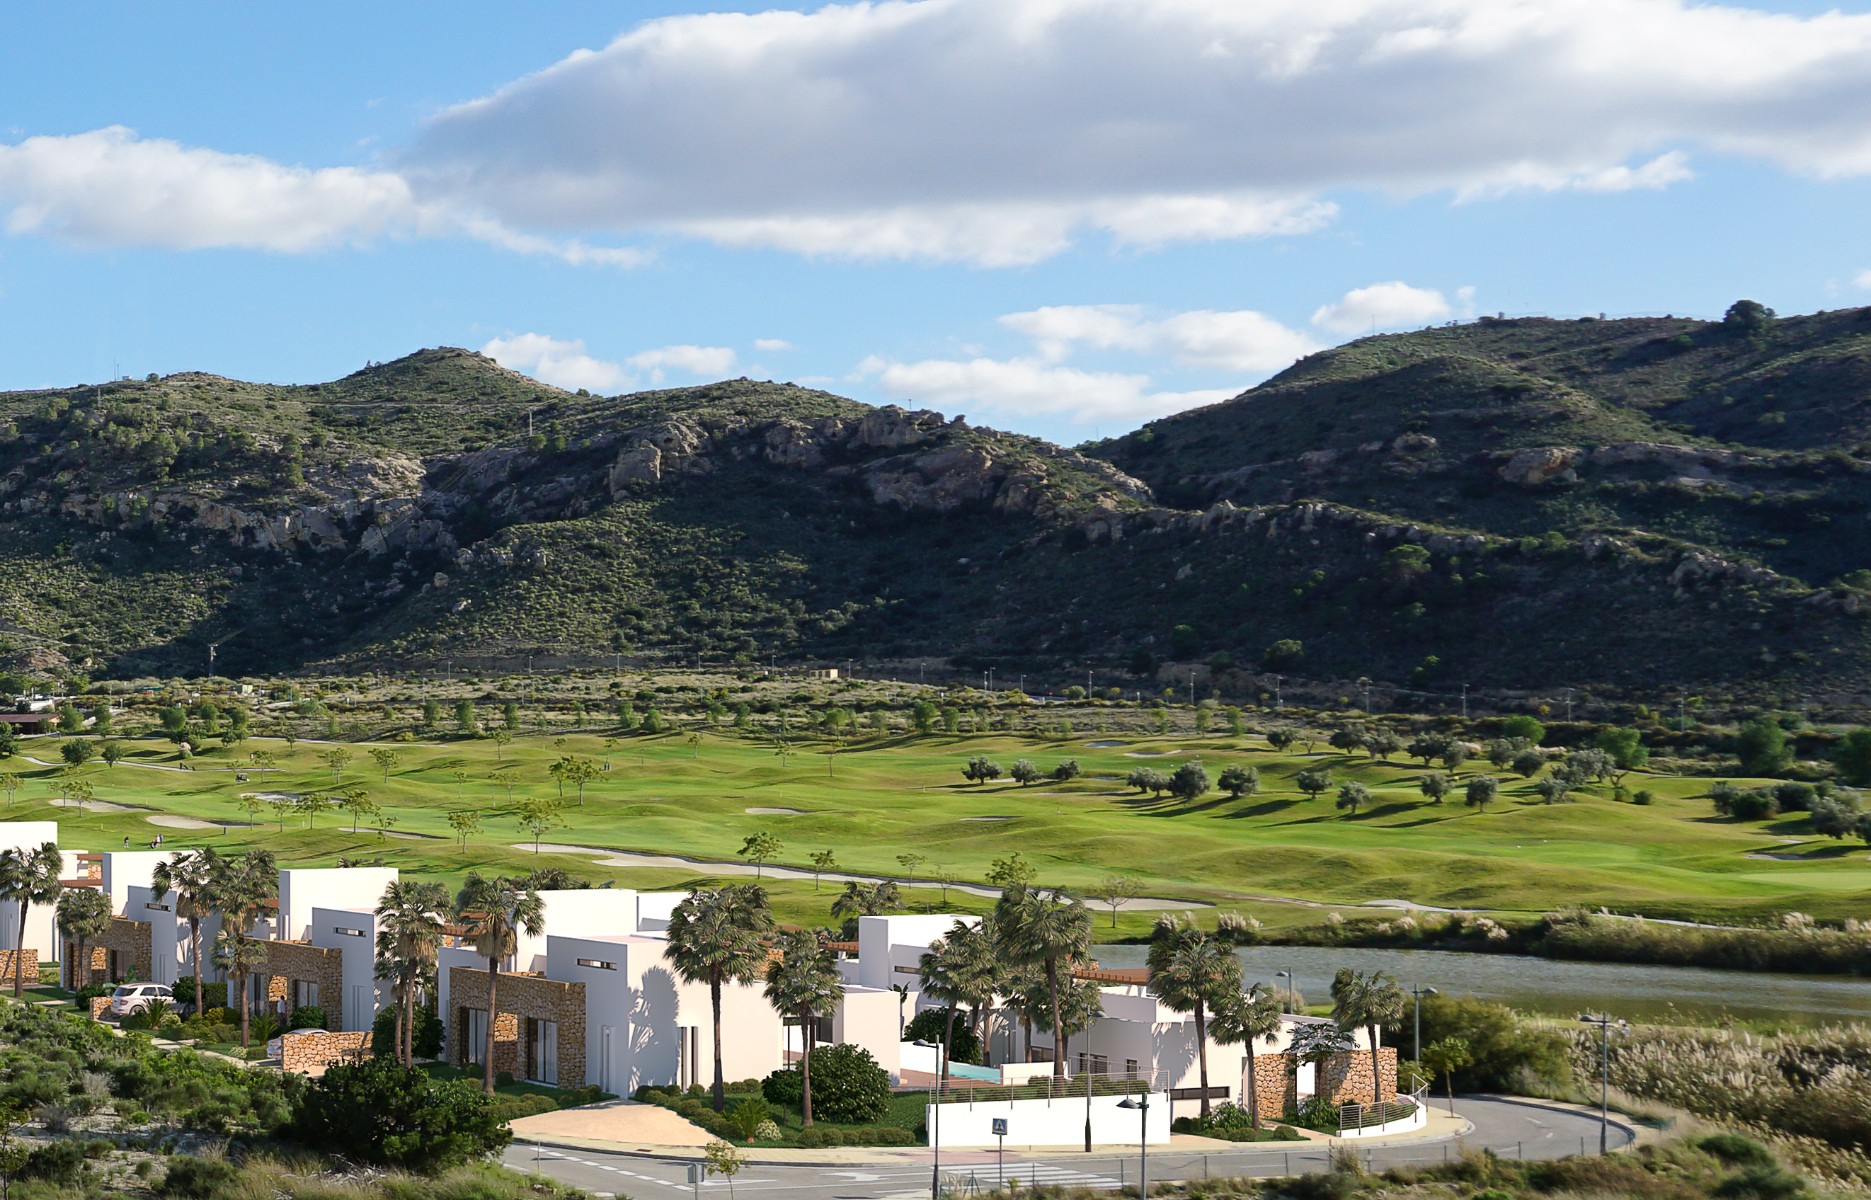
[808,668,839,680]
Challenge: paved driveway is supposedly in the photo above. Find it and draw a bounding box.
[504,1096,1635,1199]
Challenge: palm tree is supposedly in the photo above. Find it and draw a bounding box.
[942,920,1002,1067]
[207,851,277,1046]
[56,887,110,989]
[1209,983,1284,1127]
[0,841,61,997]
[1330,967,1407,1105]
[456,873,546,1095]
[1001,888,1092,1080]
[374,880,451,1065]
[151,847,219,1013]
[917,922,977,1083]
[1016,973,1103,1070]
[762,928,844,1125]
[829,880,902,939]
[666,884,773,1110]
[1147,926,1242,1117]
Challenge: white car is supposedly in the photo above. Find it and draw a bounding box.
[267,1027,327,1060]
[108,983,173,1017]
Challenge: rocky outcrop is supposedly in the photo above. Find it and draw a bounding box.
[1499,446,1581,485]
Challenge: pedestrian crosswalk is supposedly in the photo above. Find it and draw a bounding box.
[945,1162,1123,1192]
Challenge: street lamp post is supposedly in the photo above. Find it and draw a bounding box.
[1410,985,1439,1061]
[1577,1013,1628,1155]
[1275,969,1294,1013]
[1118,1093,1150,1198]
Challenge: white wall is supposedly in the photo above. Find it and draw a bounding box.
[926,1091,1171,1149]
[835,986,903,1078]
[854,913,974,992]
[635,892,683,933]
[101,851,170,916]
[277,868,397,940]
[309,905,387,1031]
[515,890,641,970]
[0,822,61,971]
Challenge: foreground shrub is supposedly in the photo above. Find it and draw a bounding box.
[761,1066,802,1108]
[1413,994,1572,1093]
[290,1055,509,1172]
[803,1043,891,1124]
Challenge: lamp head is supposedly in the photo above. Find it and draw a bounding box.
[1118,1097,1140,1110]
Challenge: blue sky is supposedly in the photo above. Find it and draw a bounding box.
[4,1,1870,445]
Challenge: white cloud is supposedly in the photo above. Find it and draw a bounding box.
[625,344,737,384]
[397,0,1871,264]
[0,126,416,252]
[754,338,794,352]
[859,301,1319,424]
[1853,269,1871,290]
[1312,282,1457,334]
[481,334,632,393]
[857,354,1235,424]
[0,126,646,266]
[1000,304,1320,370]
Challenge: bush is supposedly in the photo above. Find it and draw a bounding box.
[803,1043,891,1124]
[74,982,110,1010]
[371,1002,445,1060]
[1698,1134,1777,1168]
[289,1005,327,1030]
[158,1156,240,1198]
[761,1066,803,1108]
[290,1055,510,1172]
[903,1008,981,1064]
[22,1139,87,1184]
[727,1097,773,1140]
[487,1093,558,1123]
[1413,994,1571,1092]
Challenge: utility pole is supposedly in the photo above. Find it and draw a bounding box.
[1273,675,1282,710]
[1565,688,1575,723]
[1461,684,1469,720]
[1189,671,1195,707]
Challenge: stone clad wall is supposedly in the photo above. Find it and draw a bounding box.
[64,917,152,987]
[261,941,345,1030]
[0,950,39,987]
[1248,1048,1398,1121]
[448,966,586,1088]
[280,1030,372,1073]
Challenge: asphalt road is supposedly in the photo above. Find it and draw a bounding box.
[504,1096,1634,1199]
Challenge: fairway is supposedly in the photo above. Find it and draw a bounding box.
[5,727,1865,931]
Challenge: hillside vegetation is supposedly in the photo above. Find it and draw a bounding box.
[1,309,1868,705]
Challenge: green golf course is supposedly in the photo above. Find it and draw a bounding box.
[5,724,1862,932]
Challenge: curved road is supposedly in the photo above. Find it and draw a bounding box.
[504,1096,1632,1199]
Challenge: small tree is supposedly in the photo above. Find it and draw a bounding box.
[809,849,838,891]
[447,810,481,852]
[514,796,566,852]
[1465,775,1499,811]
[1009,759,1041,786]
[1595,727,1650,775]
[961,755,1003,785]
[98,741,124,769]
[1420,1036,1473,1115]
[1419,770,1451,804]
[1736,717,1792,776]
[291,1055,509,1171]
[985,852,1036,889]
[368,747,400,782]
[738,832,782,878]
[60,740,97,769]
[1511,748,1547,779]
[704,1141,746,1200]
[1335,781,1371,817]
[453,699,479,736]
[1218,765,1259,798]
[1265,729,1297,753]
[1168,761,1211,801]
[896,852,926,876]
[1052,758,1082,782]
[57,887,112,988]
[1295,767,1332,798]
[1089,874,1141,928]
[321,748,353,784]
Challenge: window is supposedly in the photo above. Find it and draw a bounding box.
[576,958,616,970]
[334,926,365,938]
[1126,1059,1140,1079]
[144,903,171,913]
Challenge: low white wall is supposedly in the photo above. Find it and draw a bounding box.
[926,1092,1170,1148]
[1337,1103,1427,1140]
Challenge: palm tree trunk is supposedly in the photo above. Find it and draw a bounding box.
[396,977,410,1066]
[187,918,201,1015]
[1367,1025,1381,1104]
[801,1008,815,1127]
[74,937,88,989]
[710,974,726,1111]
[236,966,249,1046]
[1194,999,1211,1118]
[484,955,500,1094]
[1046,957,1066,1080]
[1245,1043,1260,1128]
[13,900,28,998]
[941,1006,958,1083]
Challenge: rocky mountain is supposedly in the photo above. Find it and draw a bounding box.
[2,317,1869,708]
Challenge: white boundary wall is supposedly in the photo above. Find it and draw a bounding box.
[1337,1104,1427,1139]
[926,1092,1170,1148]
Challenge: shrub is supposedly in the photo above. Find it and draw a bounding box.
[761,1066,803,1108]
[488,1093,558,1123]
[370,1002,445,1060]
[1698,1134,1777,1168]
[803,1043,890,1124]
[288,1005,327,1030]
[903,1008,981,1064]
[1412,994,1571,1092]
[727,1096,773,1141]
[158,1156,240,1198]
[290,1055,510,1172]
[22,1139,86,1184]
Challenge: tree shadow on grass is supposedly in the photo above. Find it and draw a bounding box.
[1221,798,1303,820]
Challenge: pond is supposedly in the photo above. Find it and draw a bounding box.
[1092,943,1871,1027]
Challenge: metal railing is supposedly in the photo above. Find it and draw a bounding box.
[1339,1073,1429,1134]
[928,1068,1166,1107]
